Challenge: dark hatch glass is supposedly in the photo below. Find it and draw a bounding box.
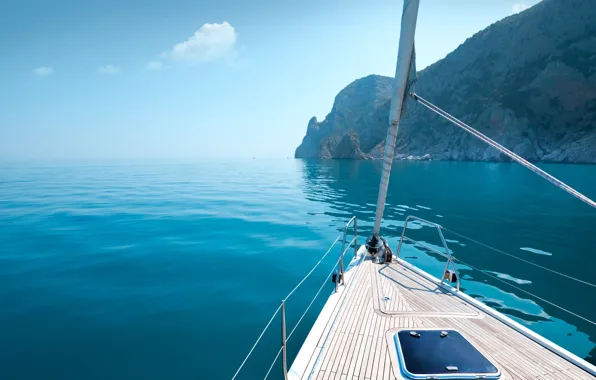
[396,330,498,375]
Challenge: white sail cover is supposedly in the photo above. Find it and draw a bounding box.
[373,0,420,235]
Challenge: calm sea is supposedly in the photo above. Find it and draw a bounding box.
[0,159,594,379]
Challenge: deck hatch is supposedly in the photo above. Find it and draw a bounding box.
[394,329,501,379]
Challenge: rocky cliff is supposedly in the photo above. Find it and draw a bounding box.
[295,0,596,163]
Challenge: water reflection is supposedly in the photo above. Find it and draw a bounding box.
[298,159,596,363]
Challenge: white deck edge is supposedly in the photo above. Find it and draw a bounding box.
[288,245,367,380]
[395,257,596,376]
[288,251,596,379]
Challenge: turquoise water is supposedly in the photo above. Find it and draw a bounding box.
[0,159,594,379]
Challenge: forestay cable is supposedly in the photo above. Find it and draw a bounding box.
[410,92,596,209]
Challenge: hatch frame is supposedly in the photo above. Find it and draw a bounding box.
[392,328,502,380]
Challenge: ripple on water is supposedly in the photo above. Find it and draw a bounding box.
[0,160,594,378]
[397,204,419,211]
[520,247,553,256]
[445,238,466,247]
[485,271,532,285]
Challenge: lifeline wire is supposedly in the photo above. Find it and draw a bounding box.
[441,226,596,288]
[453,255,595,326]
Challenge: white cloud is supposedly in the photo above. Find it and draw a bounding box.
[98,65,120,75]
[33,66,54,76]
[145,61,163,70]
[167,21,237,62]
[512,3,530,13]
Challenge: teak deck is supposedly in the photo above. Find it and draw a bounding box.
[290,254,594,380]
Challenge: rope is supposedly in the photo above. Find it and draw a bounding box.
[230,304,282,380]
[283,235,341,302]
[441,227,596,288]
[453,256,596,326]
[410,92,596,209]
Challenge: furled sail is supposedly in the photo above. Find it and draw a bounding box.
[372,0,421,236]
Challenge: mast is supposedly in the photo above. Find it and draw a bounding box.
[372,0,421,236]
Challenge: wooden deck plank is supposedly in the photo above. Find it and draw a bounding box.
[336,287,370,376]
[349,296,373,378]
[301,257,593,380]
[344,290,372,377]
[357,335,372,379]
[318,262,367,374]
[332,270,369,376]
[364,311,380,378]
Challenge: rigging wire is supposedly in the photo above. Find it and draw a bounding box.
[410,92,596,209]
[287,256,341,341]
[231,233,348,379]
[452,255,596,327]
[265,254,344,379]
[263,347,283,380]
[230,304,282,380]
[441,226,596,288]
[283,235,341,302]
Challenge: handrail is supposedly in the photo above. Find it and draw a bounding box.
[395,215,460,290]
[452,255,596,327]
[343,216,358,258]
[231,216,358,380]
[338,216,358,292]
[395,215,596,328]
[402,236,450,259]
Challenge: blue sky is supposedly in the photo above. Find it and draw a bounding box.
[0,0,541,160]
